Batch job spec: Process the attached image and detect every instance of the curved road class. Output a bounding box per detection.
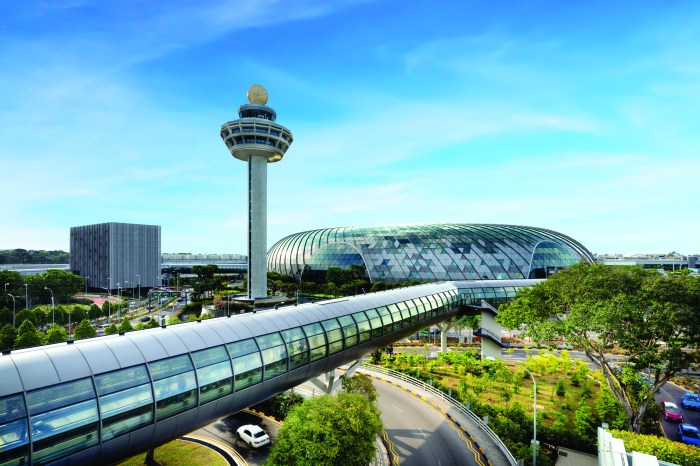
[373,378,488,466]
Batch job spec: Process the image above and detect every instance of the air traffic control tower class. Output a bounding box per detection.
[220,85,293,299]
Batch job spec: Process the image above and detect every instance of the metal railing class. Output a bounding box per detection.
[359,363,517,466]
[475,327,510,348]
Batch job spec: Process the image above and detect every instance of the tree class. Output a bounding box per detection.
[14,320,44,349]
[88,304,102,321]
[71,305,87,323]
[497,262,700,433]
[266,393,383,466]
[45,323,68,344]
[14,309,36,326]
[105,323,118,335]
[118,318,134,333]
[341,373,378,402]
[0,324,17,351]
[0,308,12,327]
[74,319,96,340]
[42,269,84,303]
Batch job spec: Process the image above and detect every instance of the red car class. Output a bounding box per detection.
[660,401,684,422]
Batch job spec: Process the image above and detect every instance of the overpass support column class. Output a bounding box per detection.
[308,358,364,394]
[480,308,504,360]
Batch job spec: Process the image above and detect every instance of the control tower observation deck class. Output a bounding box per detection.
[220,85,293,299]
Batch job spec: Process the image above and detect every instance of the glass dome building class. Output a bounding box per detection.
[268,224,594,283]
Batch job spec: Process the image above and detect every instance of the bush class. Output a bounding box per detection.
[555,379,566,397]
[610,429,700,465]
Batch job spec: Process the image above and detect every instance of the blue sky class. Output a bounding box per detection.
[1,0,699,256]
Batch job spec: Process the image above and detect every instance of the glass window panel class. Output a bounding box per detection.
[0,417,29,465]
[100,384,152,420]
[376,307,393,334]
[256,333,285,351]
[365,309,383,338]
[152,371,197,420]
[31,399,98,442]
[227,338,259,359]
[191,346,230,368]
[280,327,306,344]
[352,312,371,343]
[32,420,98,465]
[95,365,151,397]
[102,404,152,442]
[149,355,194,382]
[100,384,153,441]
[0,394,26,424]
[233,353,262,390]
[321,319,344,355]
[198,360,233,404]
[27,379,95,416]
[338,315,358,348]
[261,345,288,380]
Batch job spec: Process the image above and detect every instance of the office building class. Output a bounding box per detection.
[70,222,161,291]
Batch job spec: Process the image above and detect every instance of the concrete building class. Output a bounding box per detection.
[70,222,161,291]
[220,84,293,300]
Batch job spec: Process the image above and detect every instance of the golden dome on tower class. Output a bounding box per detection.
[247,84,269,105]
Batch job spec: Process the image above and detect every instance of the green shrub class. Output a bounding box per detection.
[610,430,700,465]
[555,379,566,396]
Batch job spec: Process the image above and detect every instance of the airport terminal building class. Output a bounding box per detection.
[268,223,595,283]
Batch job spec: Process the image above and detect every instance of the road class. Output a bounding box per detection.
[656,382,699,442]
[373,378,487,466]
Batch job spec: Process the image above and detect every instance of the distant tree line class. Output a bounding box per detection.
[0,249,69,264]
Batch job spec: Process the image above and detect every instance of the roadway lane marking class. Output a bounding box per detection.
[418,427,428,439]
[392,404,404,413]
[382,430,401,466]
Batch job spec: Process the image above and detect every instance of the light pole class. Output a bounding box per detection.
[117,284,122,322]
[136,274,140,299]
[4,282,8,292]
[84,276,89,295]
[103,288,111,323]
[24,283,28,310]
[8,294,16,328]
[44,287,55,325]
[523,367,537,466]
[176,273,179,292]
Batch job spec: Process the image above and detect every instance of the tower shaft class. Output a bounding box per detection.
[248,155,268,299]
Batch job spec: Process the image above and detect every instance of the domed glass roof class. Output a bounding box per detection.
[267,224,594,283]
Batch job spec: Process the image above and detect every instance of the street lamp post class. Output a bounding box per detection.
[523,367,537,466]
[8,294,16,328]
[44,287,55,325]
[24,283,28,310]
[117,284,121,322]
[84,276,89,295]
[136,275,140,299]
[103,288,111,323]
[4,283,8,293]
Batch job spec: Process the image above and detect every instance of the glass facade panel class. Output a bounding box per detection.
[281,327,309,370]
[303,323,327,362]
[149,355,197,420]
[28,379,98,466]
[365,309,383,338]
[192,345,233,404]
[352,312,371,343]
[257,333,288,380]
[337,315,358,348]
[376,306,393,334]
[387,304,405,330]
[321,319,344,355]
[228,338,263,390]
[96,366,153,441]
[0,394,29,466]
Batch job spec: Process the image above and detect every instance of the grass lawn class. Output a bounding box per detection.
[118,439,227,466]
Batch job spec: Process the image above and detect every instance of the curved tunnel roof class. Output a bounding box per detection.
[268,224,594,282]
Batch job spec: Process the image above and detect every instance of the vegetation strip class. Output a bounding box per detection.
[180,435,240,466]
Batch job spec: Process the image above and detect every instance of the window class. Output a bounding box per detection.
[227,339,263,390]
[256,333,288,380]
[365,309,383,339]
[337,315,358,348]
[321,319,344,355]
[302,323,327,362]
[352,312,371,343]
[388,304,405,330]
[412,298,427,321]
[281,327,309,370]
[27,378,99,465]
[95,365,153,441]
[0,393,29,466]
[376,307,393,334]
[149,355,197,420]
[192,346,233,405]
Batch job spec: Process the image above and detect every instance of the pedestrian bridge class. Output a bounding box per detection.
[0,280,536,465]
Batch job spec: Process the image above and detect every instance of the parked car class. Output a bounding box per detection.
[139,316,151,322]
[236,424,270,448]
[660,401,683,422]
[678,423,700,446]
[682,393,700,410]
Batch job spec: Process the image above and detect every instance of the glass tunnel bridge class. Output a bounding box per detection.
[0,280,534,466]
